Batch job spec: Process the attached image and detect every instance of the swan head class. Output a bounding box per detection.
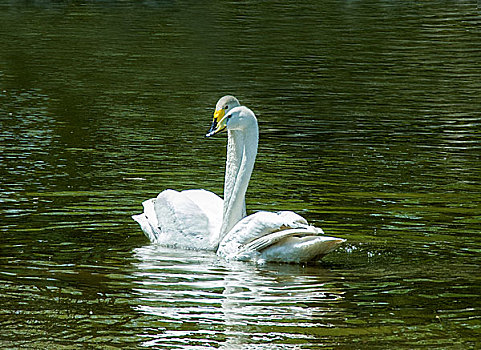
[206,95,241,137]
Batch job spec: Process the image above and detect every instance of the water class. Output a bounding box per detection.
[1,0,480,348]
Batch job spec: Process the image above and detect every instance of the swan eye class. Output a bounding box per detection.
[224,105,228,110]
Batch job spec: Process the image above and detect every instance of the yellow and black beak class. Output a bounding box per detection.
[206,108,228,137]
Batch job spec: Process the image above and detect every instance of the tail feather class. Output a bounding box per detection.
[132,213,158,243]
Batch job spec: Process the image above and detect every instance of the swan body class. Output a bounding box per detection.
[133,95,345,263]
[218,210,343,263]
[132,189,223,250]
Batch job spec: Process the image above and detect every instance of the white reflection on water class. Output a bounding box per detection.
[132,245,344,348]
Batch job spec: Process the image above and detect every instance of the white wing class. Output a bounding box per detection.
[132,189,223,251]
[217,211,345,263]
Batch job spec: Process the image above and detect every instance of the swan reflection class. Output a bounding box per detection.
[132,245,344,348]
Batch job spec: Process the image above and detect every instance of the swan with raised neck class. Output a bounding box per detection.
[206,95,259,244]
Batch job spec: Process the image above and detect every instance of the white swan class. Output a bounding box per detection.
[133,96,345,263]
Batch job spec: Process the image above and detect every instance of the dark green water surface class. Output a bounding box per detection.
[1,1,480,348]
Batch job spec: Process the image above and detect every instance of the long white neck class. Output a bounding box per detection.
[218,122,258,241]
